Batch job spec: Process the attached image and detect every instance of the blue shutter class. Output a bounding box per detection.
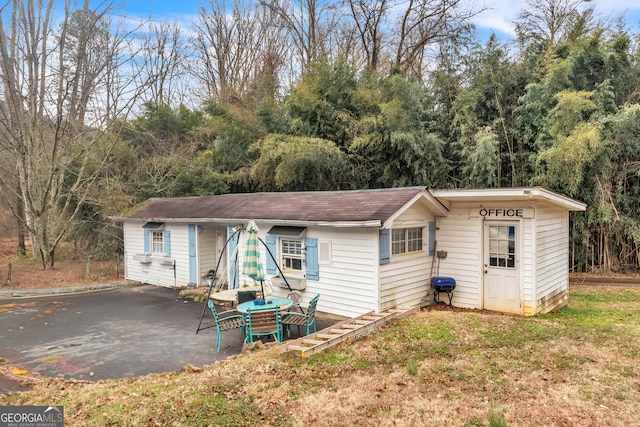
[163,230,171,257]
[379,229,391,265]
[188,225,197,283]
[428,221,436,256]
[305,238,319,281]
[265,235,277,274]
[144,229,150,253]
[228,225,239,288]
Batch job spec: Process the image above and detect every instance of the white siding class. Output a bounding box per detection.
[123,222,191,288]
[121,188,578,317]
[379,206,433,311]
[433,201,570,314]
[393,202,433,224]
[379,252,430,310]
[433,210,483,309]
[169,224,191,286]
[534,204,570,314]
[123,222,142,282]
[254,223,380,319]
[521,217,535,315]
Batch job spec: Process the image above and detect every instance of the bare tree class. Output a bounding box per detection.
[0,0,144,268]
[345,0,391,72]
[259,0,339,75]
[326,16,370,72]
[514,0,593,47]
[0,140,26,255]
[139,21,187,107]
[394,0,482,79]
[192,0,287,103]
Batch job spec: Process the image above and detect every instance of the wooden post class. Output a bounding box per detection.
[7,263,12,286]
[86,257,91,280]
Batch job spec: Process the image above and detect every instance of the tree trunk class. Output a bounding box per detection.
[15,196,26,256]
[0,0,145,270]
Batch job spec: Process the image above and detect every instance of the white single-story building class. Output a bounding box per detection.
[113,187,586,318]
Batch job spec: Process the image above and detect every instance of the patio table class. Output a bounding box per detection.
[236,296,293,314]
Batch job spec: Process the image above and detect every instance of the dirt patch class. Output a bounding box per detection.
[0,239,121,290]
[0,258,122,290]
[424,302,482,313]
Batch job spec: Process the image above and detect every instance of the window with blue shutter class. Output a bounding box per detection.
[305,238,319,281]
[142,222,165,255]
[379,229,391,264]
[264,228,319,279]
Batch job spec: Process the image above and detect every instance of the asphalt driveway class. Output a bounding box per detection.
[0,285,247,392]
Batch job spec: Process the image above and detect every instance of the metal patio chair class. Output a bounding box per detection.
[286,290,303,311]
[281,293,320,338]
[245,306,282,343]
[207,300,246,352]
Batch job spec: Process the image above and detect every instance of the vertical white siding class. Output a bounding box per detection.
[534,204,570,314]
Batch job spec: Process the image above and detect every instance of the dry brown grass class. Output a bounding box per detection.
[0,238,122,290]
[2,286,639,426]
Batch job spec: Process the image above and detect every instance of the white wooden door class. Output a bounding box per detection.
[483,221,521,314]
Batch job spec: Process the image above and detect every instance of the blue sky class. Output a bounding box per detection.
[116,0,640,40]
[116,0,203,20]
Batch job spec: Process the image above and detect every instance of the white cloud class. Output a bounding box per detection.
[474,0,521,37]
[472,0,640,38]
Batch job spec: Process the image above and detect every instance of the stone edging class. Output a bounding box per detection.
[0,281,140,298]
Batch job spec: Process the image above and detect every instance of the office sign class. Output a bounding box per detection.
[470,208,534,219]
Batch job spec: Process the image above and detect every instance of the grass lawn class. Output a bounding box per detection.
[2,285,639,426]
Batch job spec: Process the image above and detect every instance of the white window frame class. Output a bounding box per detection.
[151,230,165,255]
[488,224,516,269]
[392,227,424,255]
[281,238,303,273]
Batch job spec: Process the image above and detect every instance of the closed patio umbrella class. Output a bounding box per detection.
[242,220,266,301]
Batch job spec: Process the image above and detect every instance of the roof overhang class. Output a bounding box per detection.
[431,187,586,211]
[142,221,165,229]
[268,226,307,236]
[112,217,384,228]
[382,189,449,228]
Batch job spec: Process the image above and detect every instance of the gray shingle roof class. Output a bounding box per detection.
[120,187,435,225]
